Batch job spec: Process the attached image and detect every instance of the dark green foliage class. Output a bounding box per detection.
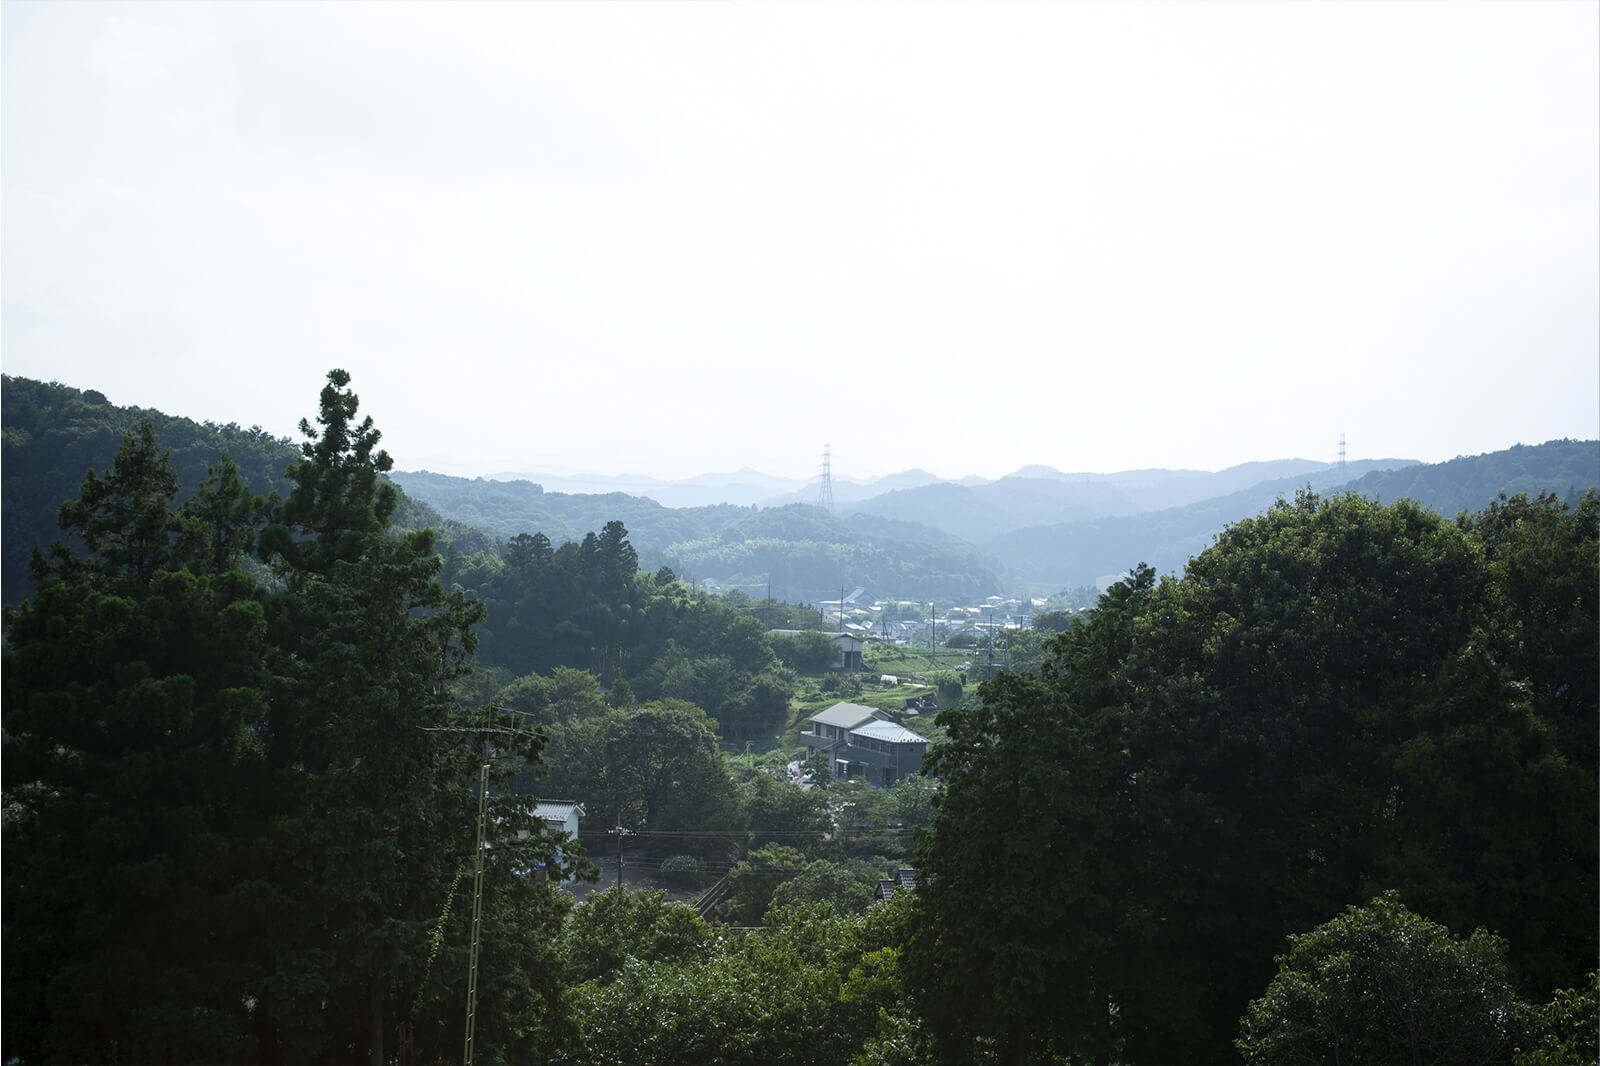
[4,431,273,1065]
[1237,893,1526,1066]
[1030,608,1078,633]
[726,844,811,924]
[928,671,964,707]
[769,860,876,915]
[910,491,1598,1064]
[3,376,296,604]
[3,372,579,1066]
[770,628,839,671]
[907,659,1134,1065]
[535,700,736,837]
[465,544,792,739]
[1514,972,1599,1066]
[561,887,716,985]
[498,666,610,728]
[2,374,491,606]
[1344,438,1600,517]
[734,769,833,853]
[887,774,938,830]
[557,894,918,1066]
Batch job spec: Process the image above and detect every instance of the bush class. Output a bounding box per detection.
[770,630,837,672]
[1514,972,1599,1066]
[1237,892,1527,1066]
[928,672,964,707]
[660,854,704,885]
[821,672,864,697]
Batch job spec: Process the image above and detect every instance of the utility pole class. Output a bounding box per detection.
[463,763,489,1066]
[612,817,630,891]
[986,606,996,681]
[416,725,541,1066]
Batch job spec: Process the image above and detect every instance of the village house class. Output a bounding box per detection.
[801,701,928,787]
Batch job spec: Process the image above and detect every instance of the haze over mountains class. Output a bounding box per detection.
[479,458,1381,512]
[6,375,1596,605]
[395,441,1599,594]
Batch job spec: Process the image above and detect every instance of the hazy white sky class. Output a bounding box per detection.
[4,1,1596,482]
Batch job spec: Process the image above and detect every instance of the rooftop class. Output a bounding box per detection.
[852,719,929,745]
[809,701,883,729]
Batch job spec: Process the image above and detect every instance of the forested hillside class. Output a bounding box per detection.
[4,372,573,1064]
[1339,438,1599,515]
[5,369,1594,1065]
[3,369,939,1064]
[2,376,492,605]
[391,468,1006,602]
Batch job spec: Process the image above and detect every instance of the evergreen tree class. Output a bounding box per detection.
[254,370,564,1066]
[4,375,580,1066]
[3,428,273,1064]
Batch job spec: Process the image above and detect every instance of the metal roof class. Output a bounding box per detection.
[533,800,584,822]
[809,701,882,729]
[852,719,929,745]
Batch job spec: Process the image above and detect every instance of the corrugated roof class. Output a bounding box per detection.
[533,800,584,822]
[809,701,882,729]
[852,720,929,745]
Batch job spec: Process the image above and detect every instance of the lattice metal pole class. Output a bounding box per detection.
[463,763,489,1066]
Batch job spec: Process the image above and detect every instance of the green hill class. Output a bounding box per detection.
[1,376,492,605]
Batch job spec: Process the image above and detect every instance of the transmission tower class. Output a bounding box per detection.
[818,444,834,511]
[1338,432,1347,475]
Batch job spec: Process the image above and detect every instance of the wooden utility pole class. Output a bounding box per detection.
[463,763,489,1066]
[613,817,630,890]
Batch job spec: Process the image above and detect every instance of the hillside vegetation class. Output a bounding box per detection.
[2,376,494,605]
[4,369,1593,1065]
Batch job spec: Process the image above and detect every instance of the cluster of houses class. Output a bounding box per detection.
[820,595,1039,649]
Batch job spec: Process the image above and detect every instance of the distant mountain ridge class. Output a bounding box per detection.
[397,443,1595,594]
[474,458,1376,514]
[481,467,952,509]
[983,441,1599,588]
[5,374,1593,604]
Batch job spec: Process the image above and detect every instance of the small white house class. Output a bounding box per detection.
[532,799,584,837]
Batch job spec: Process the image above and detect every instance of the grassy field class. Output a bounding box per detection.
[863,641,976,678]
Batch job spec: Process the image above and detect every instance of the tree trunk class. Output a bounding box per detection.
[369,977,384,1066]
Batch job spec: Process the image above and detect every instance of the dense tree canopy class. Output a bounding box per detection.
[908,490,1598,1064]
[1236,893,1526,1066]
[7,372,1595,1066]
[3,373,580,1066]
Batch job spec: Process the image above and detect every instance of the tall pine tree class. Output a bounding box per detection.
[255,370,566,1066]
[3,424,273,1064]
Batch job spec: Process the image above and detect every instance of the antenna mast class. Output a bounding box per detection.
[1338,432,1347,475]
[819,444,835,511]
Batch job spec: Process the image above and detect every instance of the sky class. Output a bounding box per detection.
[3,1,1596,483]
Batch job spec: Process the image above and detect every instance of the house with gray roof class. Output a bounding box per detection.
[800,701,928,787]
[875,868,918,903]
